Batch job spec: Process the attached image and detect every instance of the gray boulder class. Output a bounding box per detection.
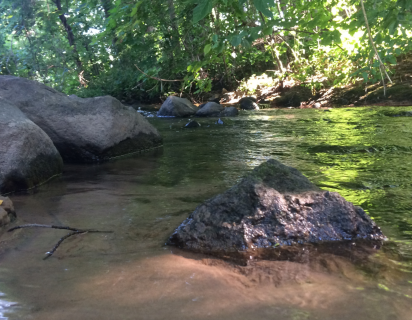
[219,106,239,117]
[0,76,162,163]
[240,98,259,110]
[0,99,63,195]
[168,159,385,255]
[195,102,224,117]
[157,96,197,117]
[0,196,16,226]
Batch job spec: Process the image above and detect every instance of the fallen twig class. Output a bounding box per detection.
[8,224,113,260]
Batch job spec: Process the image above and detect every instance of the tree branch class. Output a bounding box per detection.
[8,224,113,259]
[360,0,392,96]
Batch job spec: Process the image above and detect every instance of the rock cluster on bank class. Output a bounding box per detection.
[157,96,239,118]
[0,75,163,195]
[0,76,162,163]
[168,159,385,255]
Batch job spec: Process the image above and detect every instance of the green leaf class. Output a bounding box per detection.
[387,55,397,64]
[230,34,242,47]
[241,38,251,48]
[247,27,261,42]
[253,0,273,18]
[262,25,273,36]
[130,1,143,17]
[230,31,246,47]
[204,44,211,54]
[215,41,225,53]
[320,29,341,46]
[193,0,214,23]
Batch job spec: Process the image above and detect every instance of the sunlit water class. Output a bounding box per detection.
[1,107,412,319]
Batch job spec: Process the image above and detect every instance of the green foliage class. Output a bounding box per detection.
[0,0,411,100]
[193,0,214,23]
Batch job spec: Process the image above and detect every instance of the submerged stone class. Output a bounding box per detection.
[184,120,201,128]
[392,111,412,117]
[168,159,385,256]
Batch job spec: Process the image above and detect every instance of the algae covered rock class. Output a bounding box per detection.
[168,159,385,255]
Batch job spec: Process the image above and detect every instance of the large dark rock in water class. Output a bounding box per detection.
[168,159,385,255]
[0,76,162,163]
[157,96,198,117]
[0,99,63,195]
[219,106,239,117]
[195,102,224,117]
[239,97,259,110]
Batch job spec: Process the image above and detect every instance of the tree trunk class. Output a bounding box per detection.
[100,0,118,46]
[52,0,82,70]
[167,0,181,55]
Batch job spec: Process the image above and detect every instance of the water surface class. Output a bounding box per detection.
[1,107,412,319]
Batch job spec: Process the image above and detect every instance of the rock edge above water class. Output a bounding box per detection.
[0,75,162,163]
[168,159,385,256]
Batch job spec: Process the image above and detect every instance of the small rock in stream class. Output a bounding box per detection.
[0,196,16,227]
[184,120,201,128]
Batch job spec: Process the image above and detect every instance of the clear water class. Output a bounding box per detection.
[1,107,412,320]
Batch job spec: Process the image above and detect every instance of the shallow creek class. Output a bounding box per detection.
[1,107,412,320]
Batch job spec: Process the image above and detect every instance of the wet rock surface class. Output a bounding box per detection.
[195,102,224,117]
[168,159,385,256]
[0,196,16,226]
[219,106,239,117]
[0,76,162,163]
[240,97,259,110]
[157,96,198,117]
[0,98,63,194]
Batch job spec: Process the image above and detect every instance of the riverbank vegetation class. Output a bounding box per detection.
[0,0,411,104]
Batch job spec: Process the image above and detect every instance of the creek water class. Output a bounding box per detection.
[1,107,412,320]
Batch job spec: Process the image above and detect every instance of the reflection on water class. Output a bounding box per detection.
[1,107,412,319]
[0,292,18,319]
